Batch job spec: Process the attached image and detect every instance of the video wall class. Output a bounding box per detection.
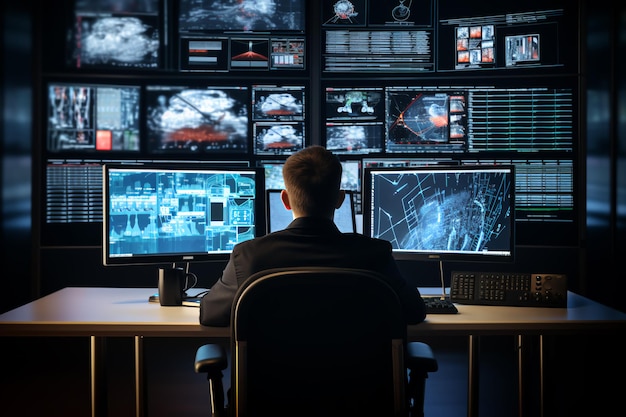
[38,0,582,252]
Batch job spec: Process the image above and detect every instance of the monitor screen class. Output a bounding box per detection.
[258,159,361,194]
[145,85,249,154]
[178,0,306,33]
[324,86,385,154]
[103,164,263,265]
[363,164,515,262]
[436,0,576,73]
[68,0,162,69]
[252,84,307,155]
[47,82,141,152]
[266,189,356,233]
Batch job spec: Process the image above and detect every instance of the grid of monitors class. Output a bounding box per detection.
[363,164,515,262]
[45,82,312,157]
[178,0,307,72]
[321,0,576,74]
[67,0,162,70]
[323,83,575,155]
[47,83,141,152]
[40,0,582,254]
[103,164,263,265]
[145,85,249,154]
[59,0,576,75]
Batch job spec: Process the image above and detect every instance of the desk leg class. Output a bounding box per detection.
[539,334,544,417]
[135,335,144,417]
[517,334,544,417]
[517,335,524,417]
[468,335,479,417]
[90,336,107,417]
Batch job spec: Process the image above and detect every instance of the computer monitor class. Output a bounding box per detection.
[67,0,162,70]
[47,82,141,152]
[265,189,357,233]
[363,164,515,262]
[103,163,263,266]
[178,0,306,33]
[145,85,249,154]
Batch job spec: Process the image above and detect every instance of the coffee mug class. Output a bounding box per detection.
[158,267,190,306]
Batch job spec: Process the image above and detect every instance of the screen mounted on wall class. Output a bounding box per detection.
[47,82,141,152]
[324,86,385,155]
[67,0,162,69]
[252,84,306,156]
[145,85,249,155]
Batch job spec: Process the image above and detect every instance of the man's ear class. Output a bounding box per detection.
[335,190,346,209]
[280,189,292,210]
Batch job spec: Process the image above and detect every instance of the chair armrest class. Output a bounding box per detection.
[194,344,228,375]
[406,341,438,373]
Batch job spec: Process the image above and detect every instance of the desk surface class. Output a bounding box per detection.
[1,287,625,338]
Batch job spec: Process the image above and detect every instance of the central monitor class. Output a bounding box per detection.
[265,189,356,233]
[103,164,263,266]
[363,164,515,262]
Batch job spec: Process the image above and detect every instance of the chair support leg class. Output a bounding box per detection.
[408,370,428,417]
[207,372,225,417]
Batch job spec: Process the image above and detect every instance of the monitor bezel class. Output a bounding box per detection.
[362,164,515,263]
[102,163,264,266]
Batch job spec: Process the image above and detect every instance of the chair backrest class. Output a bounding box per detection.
[230,266,409,417]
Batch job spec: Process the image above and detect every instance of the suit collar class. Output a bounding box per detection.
[287,217,341,233]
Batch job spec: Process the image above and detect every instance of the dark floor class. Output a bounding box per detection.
[1,334,623,417]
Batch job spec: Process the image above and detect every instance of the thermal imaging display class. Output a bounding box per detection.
[68,0,161,69]
[145,85,249,154]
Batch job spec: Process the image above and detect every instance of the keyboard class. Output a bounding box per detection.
[422,296,459,314]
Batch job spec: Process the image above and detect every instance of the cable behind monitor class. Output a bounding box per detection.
[439,261,446,300]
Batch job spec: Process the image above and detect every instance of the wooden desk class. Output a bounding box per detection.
[1,287,625,417]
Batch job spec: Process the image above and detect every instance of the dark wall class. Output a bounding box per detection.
[583,2,626,312]
[1,2,34,313]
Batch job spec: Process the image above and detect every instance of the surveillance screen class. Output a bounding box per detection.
[145,86,249,154]
[365,166,514,258]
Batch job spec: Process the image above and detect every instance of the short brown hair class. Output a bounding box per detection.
[282,146,342,217]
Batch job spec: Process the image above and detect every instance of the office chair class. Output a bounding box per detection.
[194,267,438,417]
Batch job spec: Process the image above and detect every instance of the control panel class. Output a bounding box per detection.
[450,271,567,307]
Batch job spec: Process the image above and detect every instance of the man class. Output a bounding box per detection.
[200,145,426,326]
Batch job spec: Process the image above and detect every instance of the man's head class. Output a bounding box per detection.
[281,145,344,219]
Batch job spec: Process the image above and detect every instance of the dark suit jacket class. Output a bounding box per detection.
[199,217,426,326]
